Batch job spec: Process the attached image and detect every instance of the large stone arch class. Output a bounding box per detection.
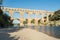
[13,19,20,27]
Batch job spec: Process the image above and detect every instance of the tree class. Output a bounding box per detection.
[0,7,13,28]
[0,0,3,4]
[54,10,60,20]
[49,9,60,21]
[31,19,35,24]
[23,19,28,25]
[49,9,60,26]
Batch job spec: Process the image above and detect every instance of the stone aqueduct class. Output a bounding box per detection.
[1,6,54,28]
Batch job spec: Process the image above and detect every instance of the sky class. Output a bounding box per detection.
[2,0,60,23]
[2,0,60,11]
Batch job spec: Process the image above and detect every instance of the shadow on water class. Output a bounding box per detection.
[39,25,60,39]
[49,25,60,39]
[0,26,24,40]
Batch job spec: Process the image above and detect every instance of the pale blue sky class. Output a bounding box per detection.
[2,0,60,11]
[2,0,60,23]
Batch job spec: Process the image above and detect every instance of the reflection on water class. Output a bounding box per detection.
[49,26,60,38]
[24,25,60,38]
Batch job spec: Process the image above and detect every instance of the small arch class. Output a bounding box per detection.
[30,13,36,19]
[23,12,28,19]
[13,12,21,18]
[44,13,47,17]
[38,13,42,19]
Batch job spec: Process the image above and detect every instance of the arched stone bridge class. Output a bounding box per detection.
[1,6,54,29]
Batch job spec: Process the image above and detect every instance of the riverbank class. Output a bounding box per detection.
[9,28,60,40]
[0,28,60,40]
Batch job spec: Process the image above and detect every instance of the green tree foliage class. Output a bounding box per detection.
[48,9,60,26]
[31,19,35,24]
[54,10,60,20]
[0,7,13,28]
[38,19,41,24]
[0,0,2,4]
[49,9,60,21]
[23,19,28,25]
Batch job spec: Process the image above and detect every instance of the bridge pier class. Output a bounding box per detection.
[19,12,24,27]
[35,12,39,31]
[28,12,32,28]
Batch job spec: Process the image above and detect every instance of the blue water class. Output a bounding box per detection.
[49,26,60,38]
